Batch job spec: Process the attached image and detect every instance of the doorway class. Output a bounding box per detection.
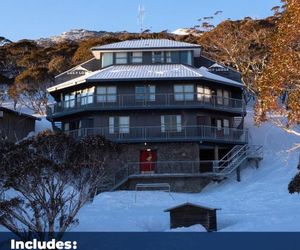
[140,149,157,173]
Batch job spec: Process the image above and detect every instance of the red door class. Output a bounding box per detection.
[140,149,157,173]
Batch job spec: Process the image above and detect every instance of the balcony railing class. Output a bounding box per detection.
[47,93,245,117]
[65,125,248,144]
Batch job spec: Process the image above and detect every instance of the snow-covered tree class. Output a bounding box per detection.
[0,132,119,240]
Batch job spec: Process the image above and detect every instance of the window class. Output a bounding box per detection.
[97,86,117,103]
[115,52,128,64]
[80,87,95,105]
[102,53,113,67]
[64,122,70,132]
[174,85,194,101]
[135,85,156,101]
[223,119,230,135]
[152,51,164,63]
[109,116,130,134]
[197,86,211,102]
[161,115,182,132]
[131,52,143,63]
[181,51,192,65]
[217,89,230,105]
[217,119,222,131]
[166,51,180,63]
[63,92,76,109]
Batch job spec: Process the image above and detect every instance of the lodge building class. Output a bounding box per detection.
[46,39,260,192]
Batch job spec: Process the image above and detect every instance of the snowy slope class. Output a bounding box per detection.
[75,110,300,232]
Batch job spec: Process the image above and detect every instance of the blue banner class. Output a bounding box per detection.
[0,232,298,250]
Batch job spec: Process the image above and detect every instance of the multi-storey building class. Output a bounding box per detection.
[47,39,260,191]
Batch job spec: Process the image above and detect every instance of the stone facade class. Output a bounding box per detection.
[117,142,200,163]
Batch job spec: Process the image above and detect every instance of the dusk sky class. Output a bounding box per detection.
[1,0,282,41]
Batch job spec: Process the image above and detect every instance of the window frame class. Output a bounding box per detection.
[109,116,130,134]
[161,115,182,133]
[96,86,117,103]
[174,84,194,101]
[115,52,128,64]
[135,85,156,101]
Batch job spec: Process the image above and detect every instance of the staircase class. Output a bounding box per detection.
[110,144,263,191]
[212,144,263,180]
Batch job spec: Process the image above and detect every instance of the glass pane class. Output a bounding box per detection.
[109,117,115,134]
[97,87,105,94]
[184,85,194,92]
[175,93,184,101]
[107,87,116,94]
[102,53,113,67]
[174,85,183,92]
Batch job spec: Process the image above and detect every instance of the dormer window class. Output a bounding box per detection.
[115,52,128,64]
[166,51,180,63]
[131,52,143,64]
[152,51,164,64]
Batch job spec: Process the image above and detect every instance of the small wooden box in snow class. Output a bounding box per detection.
[164,202,220,232]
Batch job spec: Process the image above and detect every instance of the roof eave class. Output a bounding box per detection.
[91,46,201,51]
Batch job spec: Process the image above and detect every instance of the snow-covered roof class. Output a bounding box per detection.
[209,63,225,68]
[91,39,201,51]
[48,64,243,92]
[164,202,221,212]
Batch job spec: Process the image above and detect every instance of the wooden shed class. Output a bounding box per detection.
[164,202,220,232]
[0,107,40,142]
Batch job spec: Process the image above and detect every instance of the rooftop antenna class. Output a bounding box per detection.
[137,4,145,34]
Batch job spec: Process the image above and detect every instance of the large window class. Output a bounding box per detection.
[152,51,164,63]
[174,85,194,101]
[64,87,94,108]
[181,51,192,65]
[197,86,211,102]
[80,87,95,105]
[102,53,113,67]
[63,92,76,108]
[97,86,117,103]
[109,116,130,134]
[131,52,143,63]
[161,115,182,132]
[115,52,128,64]
[135,85,156,101]
[166,51,180,63]
[217,89,230,105]
[223,119,230,135]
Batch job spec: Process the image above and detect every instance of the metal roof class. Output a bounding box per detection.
[87,64,243,87]
[48,64,243,92]
[91,39,201,51]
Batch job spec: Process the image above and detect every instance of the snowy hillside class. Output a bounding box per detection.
[75,110,300,232]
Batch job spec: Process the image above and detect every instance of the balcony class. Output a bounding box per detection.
[65,125,248,144]
[47,93,245,118]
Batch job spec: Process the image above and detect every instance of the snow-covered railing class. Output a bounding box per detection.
[47,93,245,117]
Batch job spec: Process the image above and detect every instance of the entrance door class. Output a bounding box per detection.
[140,149,157,173]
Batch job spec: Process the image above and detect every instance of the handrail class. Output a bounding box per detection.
[47,92,245,116]
[64,125,248,143]
[111,144,263,190]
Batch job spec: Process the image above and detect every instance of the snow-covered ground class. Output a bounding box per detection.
[75,110,300,232]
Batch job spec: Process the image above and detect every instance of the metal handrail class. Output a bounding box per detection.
[47,92,245,116]
[111,144,263,189]
[65,125,248,143]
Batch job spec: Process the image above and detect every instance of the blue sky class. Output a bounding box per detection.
[1,0,281,41]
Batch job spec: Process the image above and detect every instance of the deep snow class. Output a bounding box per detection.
[74,110,300,232]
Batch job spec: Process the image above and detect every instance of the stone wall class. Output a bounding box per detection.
[118,142,200,163]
